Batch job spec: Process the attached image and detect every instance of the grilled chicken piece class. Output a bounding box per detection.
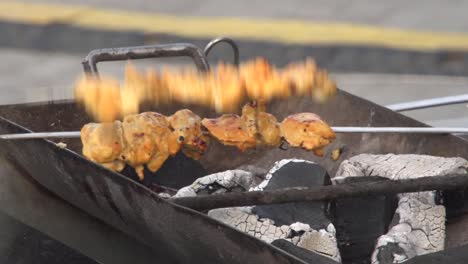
[240,102,281,147]
[81,121,126,172]
[202,113,256,152]
[202,103,281,151]
[280,113,336,156]
[168,109,209,160]
[121,112,180,180]
[257,112,281,147]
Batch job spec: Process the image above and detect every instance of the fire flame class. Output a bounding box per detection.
[74,57,337,122]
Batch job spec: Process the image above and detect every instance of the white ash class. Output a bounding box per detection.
[173,170,256,198]
[175,159,341,262]
[371,197,446,263]
[336,154,468,264]
[208,207,341,262]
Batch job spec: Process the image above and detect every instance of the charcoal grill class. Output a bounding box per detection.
[1,37,468,264]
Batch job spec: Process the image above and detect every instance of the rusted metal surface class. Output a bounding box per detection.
[82,43,210,75]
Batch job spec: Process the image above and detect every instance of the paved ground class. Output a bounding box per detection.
[18,0,468,32]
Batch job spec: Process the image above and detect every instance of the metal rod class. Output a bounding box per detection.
[0,132,81,140]
[169,173,468,211]
[204,37,240,66]
[2,127,468,140]
[331,127,468,134]
[386,94,468,112]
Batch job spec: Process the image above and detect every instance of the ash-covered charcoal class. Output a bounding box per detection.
[173,170,256,198]
[208,159,341,262]
[336,154,468,264]
[399,243,468,264]
[372,197,446,264]
[331,176,398,264]
[208,207,341,261]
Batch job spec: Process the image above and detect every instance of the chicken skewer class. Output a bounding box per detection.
[75,104,334,179]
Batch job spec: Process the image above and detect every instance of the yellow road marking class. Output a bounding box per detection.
[2,1,468,51]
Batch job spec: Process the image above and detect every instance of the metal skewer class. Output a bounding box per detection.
[386,94,468,112]
[2,127,468,140]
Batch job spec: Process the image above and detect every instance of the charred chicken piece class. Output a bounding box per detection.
[280,113,336,156]
[81,121,126,172]
[121,112,180,180]
[168,109,209,160]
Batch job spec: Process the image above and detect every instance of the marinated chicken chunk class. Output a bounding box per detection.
[81,121,126,171]
[257,112,281,147]
[280,113,336,156]
[202,103,282,151]
[240,102,281,147]
[121,112,180,180]
[168,109,209,160]
[202,114,256,152]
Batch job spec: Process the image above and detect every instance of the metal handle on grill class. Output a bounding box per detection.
[204,37,240,66]
[82,43,210,75]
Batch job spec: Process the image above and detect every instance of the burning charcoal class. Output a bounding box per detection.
[208,159,341,262]
[174,170,256,198]
[122,152,207,190]
[331,176,398,264]
[336,154,468,264]
[251,159,332,229]
[272,239,339,264]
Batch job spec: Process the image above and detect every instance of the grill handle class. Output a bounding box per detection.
[82,43,210,75]
[204,37,240,67]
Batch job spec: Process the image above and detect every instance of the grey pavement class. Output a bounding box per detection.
[21,0,468,32]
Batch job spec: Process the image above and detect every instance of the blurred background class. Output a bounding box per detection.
[1,1,468,263]
[1,0,468,126]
